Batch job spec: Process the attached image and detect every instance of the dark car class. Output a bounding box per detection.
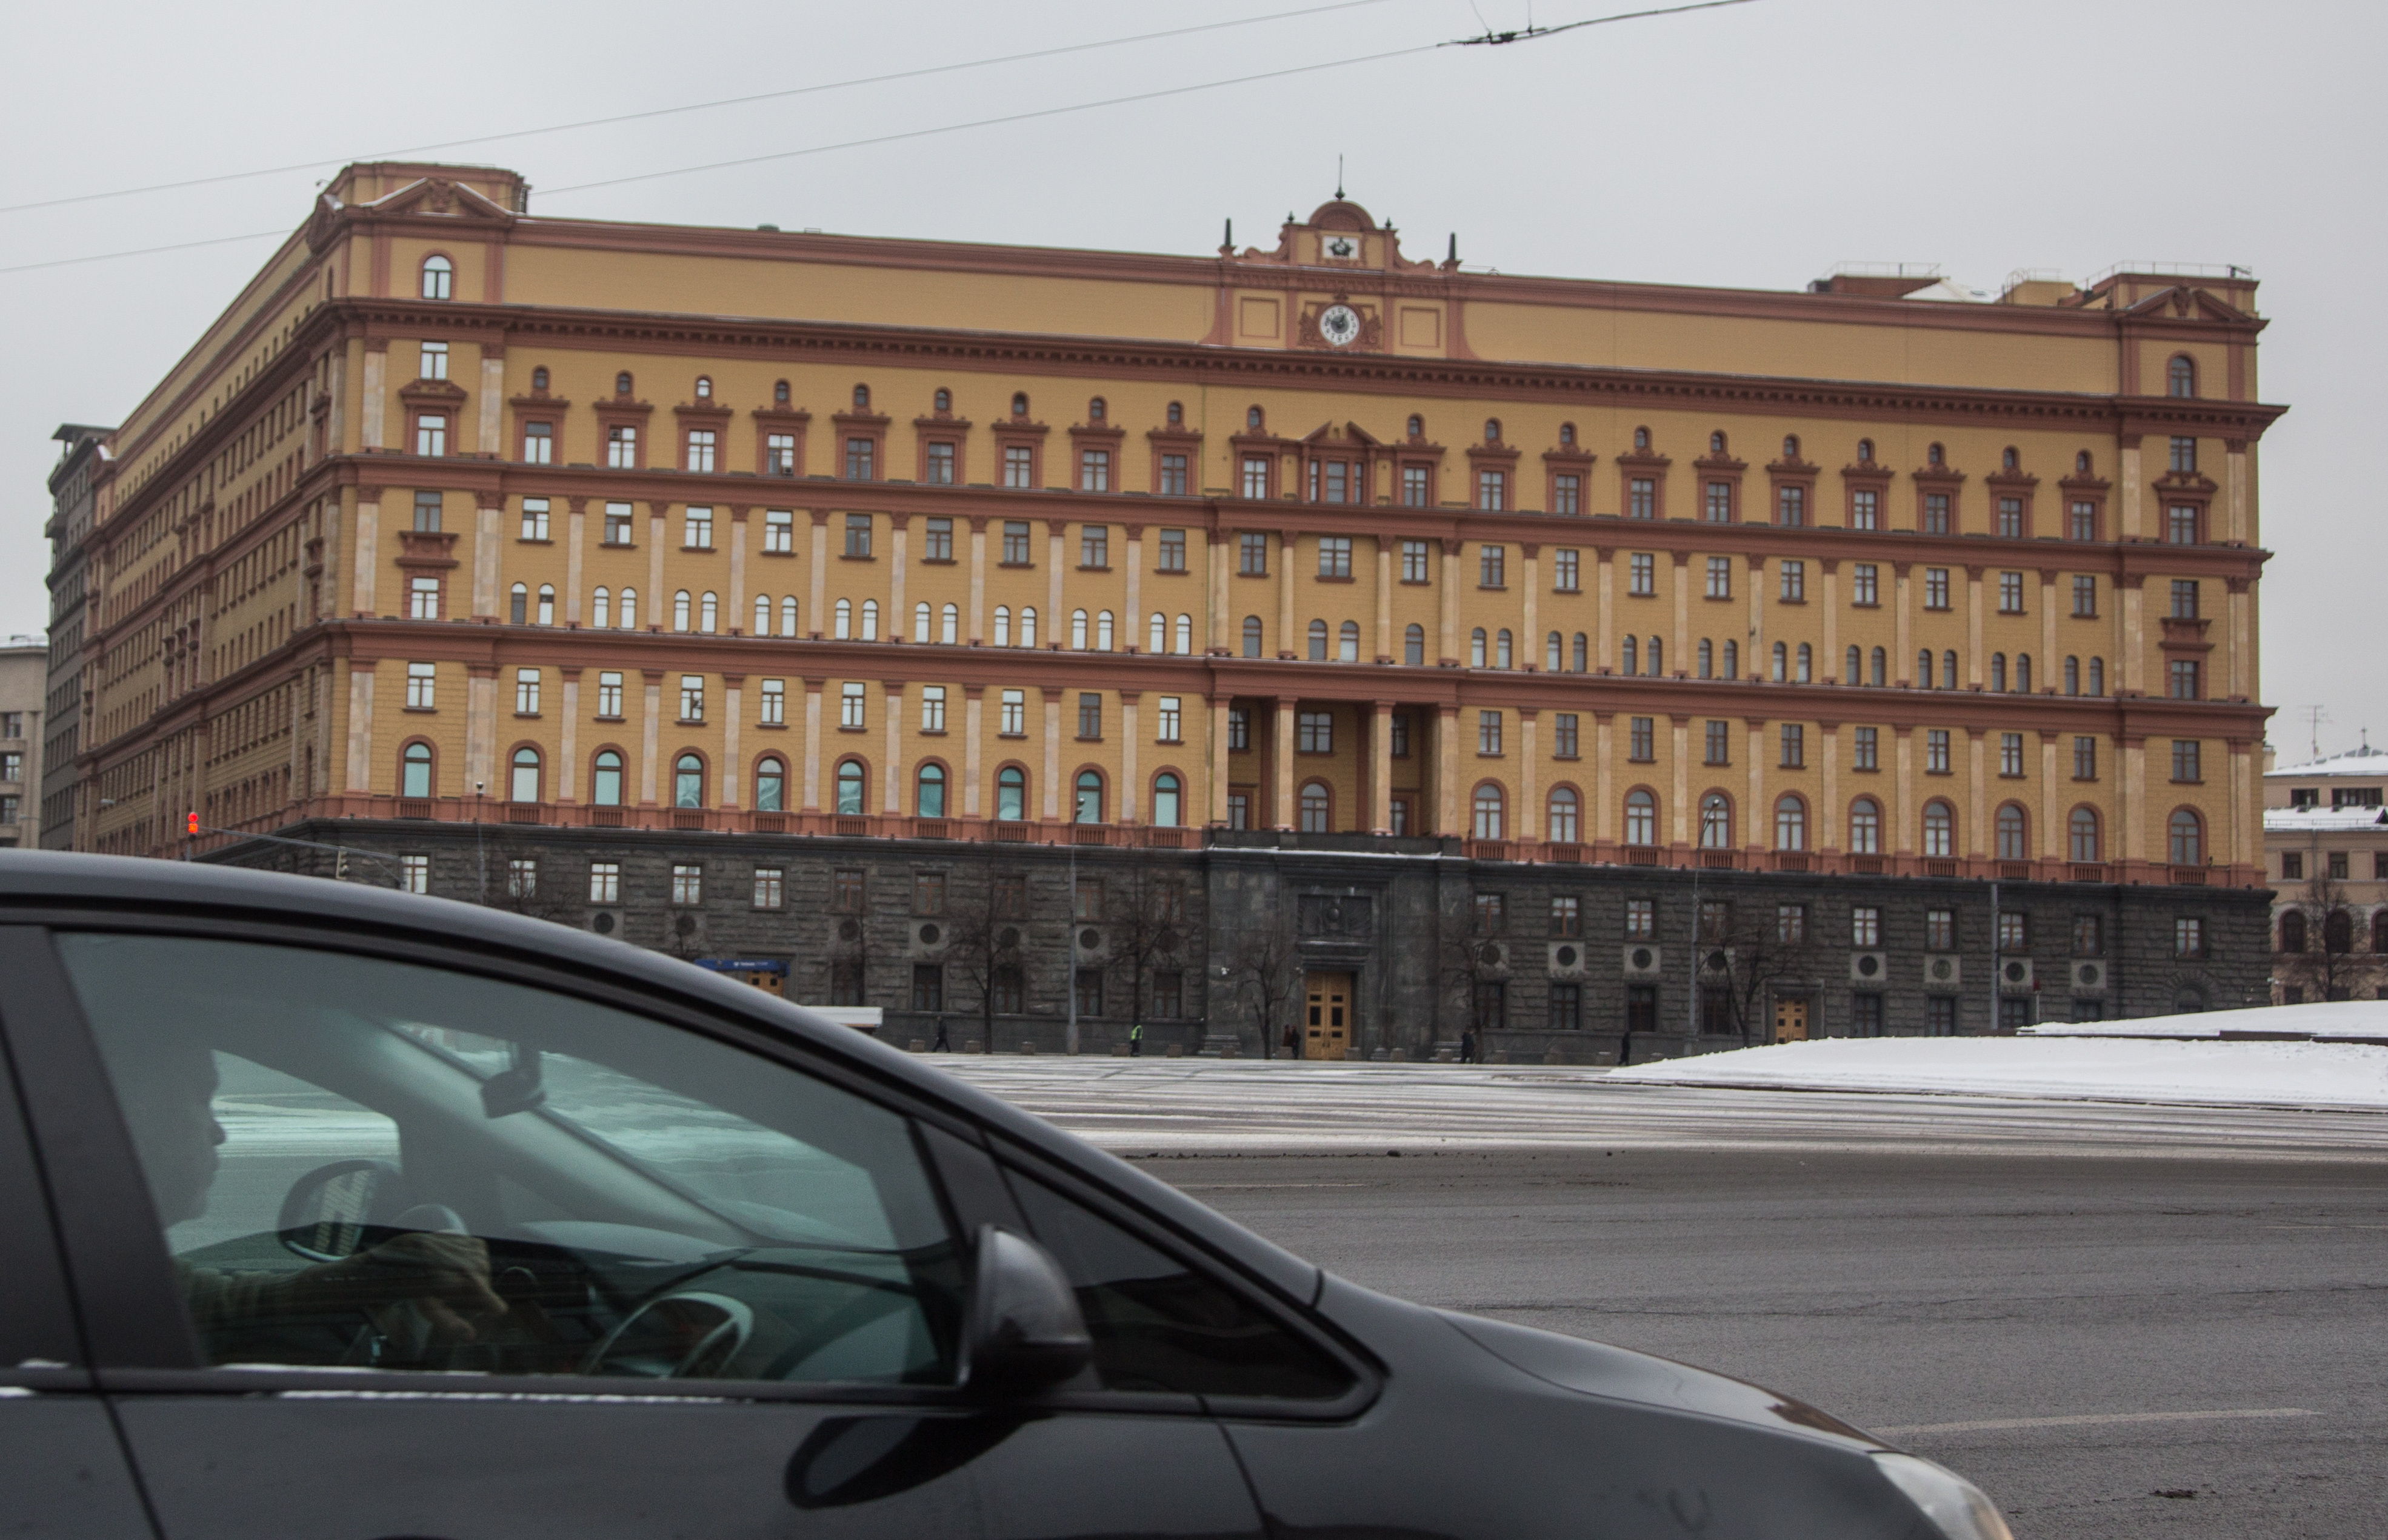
[0,851,2009,1540]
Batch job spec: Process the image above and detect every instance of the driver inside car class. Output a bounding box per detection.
[115,1032,508,1354]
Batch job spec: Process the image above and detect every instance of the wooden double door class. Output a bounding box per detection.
[1304,973,1355,1059]
[1772,997,1810,1042]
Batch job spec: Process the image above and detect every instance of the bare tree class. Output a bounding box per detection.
[1222,924,1302,1059]
[944,861,1022,1053]
[1107,865,1189,1035]
[479,838,583,928]
[2276,868,2363,1002]
[1698,896,1821,1044]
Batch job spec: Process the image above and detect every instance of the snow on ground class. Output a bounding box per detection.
[1607,1035,2388,1110]
[2019,999,2388,1041]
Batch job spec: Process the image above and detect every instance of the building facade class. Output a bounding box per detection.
[44,423,111,849]
[0,636,45,848]
[2263,742,2388,1002]
[52,162,2284,1055]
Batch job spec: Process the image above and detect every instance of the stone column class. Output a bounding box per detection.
[887,514,909,640]
[1966,727,1986,859]
[2038,569,2059,684]
[1819,720,1840,850]
[350,498,379,617]
[558,669,581,804]
[1041,688,1063,821]
[1438,540,1462,665]
[1276,535,1297,658]
[565,498,586,624]
[2039,732,2061,859]
[967,517,989,644]
[728,507,749,632]
[720,676,743,807]
[477,347,504,453]
[2120,439,2144,540]
[802,679,824,811]
[2227,444,2250,544]
[881,682,905,815]
[1669,717,1690,846]
[1596,547,1614,670]
[344,662,376,792]
[638,672,662,805]
[1374,538,1393,661]
[1964,567,1984,687]
[1593,713,1615,843]
[2228,576,2252,699]
[1370,699,1394,833]
[1820,559,1840,678]
[1123,527,1143,651]
[1519,708,1540,840]
[465,665,498,796]
[1893,563,1912,684]
[2121,736,2147,864]
[2121,576,2146,695]
[1745,718,1765,853]
[1436,703,1460,835]
[1273,696,1296,829]
[359,342,387,451]
[1045,521,1067,638]
[1209,695,1232,824]
[472,493,502,619]
[807,512,830,636]
[1520,545,1540,667]
[1893,726,1914,855]
[1208,532,1230,654]
[1678,552,1696,675]
[1119,692,1141,824]
[963,685,984,816]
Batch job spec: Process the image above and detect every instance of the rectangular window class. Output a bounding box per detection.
[1623,899,1655,939]
[1698,901,1732,942]
[1003,445,1034,489]
[1553,713,1579,759]
[987,874,1027,920]
[912,441,950,487]
[2172,739,2202,782]
[1150,970,1184,1019]
[920,687,946,733]
[1553,548,1580,592]
[2175,917,2204,958]
[1156,528,1187,572]
[1851,995,1884,1035]
[1779,723,1804,768]
[1704,482,1732,522]
[1852,563,1878,606]
[415,340,449,381]
[2000,732,2024,777]
[1472,893,1505,935]
[2167,505,2201,545]
[1390,712,1410,758]
[1553,473,1581,516]
[1159,455,1189,497]
[514,668,541,716]
[412,489,443,532]
[1925,728,1951,775]
[1851,487,1879,530]
[1073,878,1104,922]
[0,753,16,781]
[913,872,947,916]
[1313,460,1353,504]
[2169,659,2201,700]
[759,678,785,725]
[1227,793,1250,830]
[753,868,785,910]
[1080,525,1109,568]
[1996,496,2024,539]
[765,433,797,476]
[602,502,633,545]
[1402,465,1430,507]
[1996,912,2029,953]
[1926,908,1955,951]
[1239,532,1269,576]
[841,682,866,730]
[1703,720,1730,765]
[683,506,714,549]
[605,424,638,468]
[1073,969,1104,1019]
[2169,435,2198,474]
[399,855,430,895]
[2170,579,2200,619]
[678,675,705,722]
[1924,568,1950,610]
[1629,477,1655,519]
[2281,850,2305,879]
[1319,536,1353,579]
[844,437,875,481]
[1479,545,1506,588]
[1629,553,1655,596]
[2072,915,2103,956]
[1998,572,2024,613]
[1629,716,1655,762]
[1156,696,1182,743]
[2073,736,2098,781]
[1241,456,1271,500]
[1926,997,1957,1035]
[1476,470,1506,511]
[1078,693,1102,740]
[587,862,619,904]
[1547,983,1581,1032]
[685,430,717,473]
[999,689,1024,736]
[1478,710,1503,756]
[1779,560,1806,602]
[1228,707,1250,752]
[521,423,553,464]
[1922,492,1952,535]
[518,498,550,541]
[919,518,952,562]
[833,868,865,913]
[2072,575,2097,617]
[2069,500,2098,542]
[2332,852,2350,880]
[1078,450,1110,492]
[1401,539,1431,582]
[1704,556,1731,599]
[1854,725,1879,772]
[405,661,436,710]
[596,671,623,718]
[1550,895,1582,938]
[670,864,703,906]
[1851,906,1881,947]
[1001,521,1032,565]
[1777,904,1807,944]
[842,513,873,559]
[1776,484,1806,527]
[1293,710,1333,755]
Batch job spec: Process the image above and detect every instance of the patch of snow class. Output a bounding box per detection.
[1606,1036,2388,1110]
[2022,1000,2388,1041]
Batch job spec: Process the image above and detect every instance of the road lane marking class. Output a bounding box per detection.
[1875,1407,2316,1437]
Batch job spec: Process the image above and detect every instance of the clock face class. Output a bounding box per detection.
[1318,304,1362,347]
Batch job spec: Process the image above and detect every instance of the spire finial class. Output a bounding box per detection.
[1336,154,1344,199]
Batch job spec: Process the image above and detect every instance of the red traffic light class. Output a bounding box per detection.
[186,812,199,836]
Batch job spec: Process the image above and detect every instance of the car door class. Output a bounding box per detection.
[3,918,1264,1540]
[0,931,156,1540]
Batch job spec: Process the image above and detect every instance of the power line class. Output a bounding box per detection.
[0,0,1403,220]
[1454,0,1755,44]
[1,0,1763,276]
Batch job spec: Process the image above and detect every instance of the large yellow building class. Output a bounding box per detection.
[50,161,2284,1053]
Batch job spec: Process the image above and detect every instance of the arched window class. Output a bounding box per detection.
[694,375,713,399]
[1547,786,1579,844]
[1783,434,1799,460]
[1300,781,1332,833]
[1996,804,2028,861]
[699,592,718,634]
[1771,641,1787,682]
[591,750,624,807]
[1472,784,1505,841]
[1699,793,1732,849]
[1484,418,1501,442]
[420,255,452,299]
[1572,633,1587,672]
[1633,426,1650,452]
[1152,773,1182,828]
[1621,636,1638,676]
[618,587,637,629]
[2076,450,2094,474]
[1942,650,1958,690]
[2001,446,2018,472]
[2064,656,2080,695]
[2168,355,2196,398]
[1927,442,1946,467]
[1012,392,1030,418]
[509,746,541,804]
[1916,649,1935,688]
[1246,405,1264,430]
[754,757,785,813]
[1406,414,1424,438]
[915,601,932,643]
[1922,800,1955,858]
[2168,808,2204,866]
[673,753,705,809]
[1311,619,1331,661]
[1167,401,1184,427]
[1990,653,2007,692]
[1150,613,1167,653]
[1469,628,1487,668]
[1405,623,1426,667]
[400,741,433,798]
[1709,430,1727,455]
[1244,616,1264,658]
[1699,639,1714,678]
[1547,632,1564,672]
[2280,910,2307,954]
[2089,658,2104,695]
[615,371,634,396]
[2325,910,2353,955]
[1796,642,1812,683]
[2372,911,2388,955]
[852,383,871,410]
[1087,396,1106,422]
[861,599,879,641]
[1722,639,1738,678]
[775,379,791,405]
[673,590,692,632]
[1774,794,1806,852]
[533,584,553,625]
[1857,438,1875,462]
[1845,645,1861,685]
[532,367,550,392]
[1870,647,1886,687]
[1096,610,1114,651]
[1074,770,1105,825]
[754,594,771,635]
[1849,796,1881,855]
[1495,628,1513,669]
[2069,807,2101,862]
[993,605,1012,647]
[1073,609,1090,650]
[1624,790,1657,846]
[1019,605,1036,648]
[933,388,951,413]
[916,762,947,818]
[1559,422,1577,447]
[510,582,529,625]
[1175,613,1192,654]
[1339,619,1360,663]
[996,766,1027,822]
[1647,637,1663,676]
[2015,653,2032,693]
[835,759,867,816]
[834,598,852,639]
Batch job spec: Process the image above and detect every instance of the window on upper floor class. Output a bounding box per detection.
[420,255,452,299]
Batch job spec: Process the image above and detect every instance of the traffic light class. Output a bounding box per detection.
[187,811,199,836]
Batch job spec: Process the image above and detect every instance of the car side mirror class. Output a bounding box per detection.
[961,1225,1092,1397]
[276,1158,405,1262]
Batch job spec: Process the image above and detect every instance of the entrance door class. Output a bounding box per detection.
[1773,998,1810,1042]
[1303,974,1353,1060]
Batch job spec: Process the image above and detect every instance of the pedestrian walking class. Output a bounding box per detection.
[1129,1022,1144,1056]
[1282,1023,1299,1058]
[932,1017,951,1053]
[1459,1028,1477,1064]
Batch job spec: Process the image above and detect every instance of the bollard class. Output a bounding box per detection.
[908,1039,927,1053]
[1112,1042,1132,1056]
[1164,1042,1184,1057]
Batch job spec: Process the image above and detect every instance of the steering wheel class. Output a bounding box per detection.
[581,1290,757,1379]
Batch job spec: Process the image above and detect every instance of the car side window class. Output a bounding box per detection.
[57,932,964,1386]
[1005,1169,1353,1401]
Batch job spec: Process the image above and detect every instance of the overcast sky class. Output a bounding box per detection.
[4,0,2378,759]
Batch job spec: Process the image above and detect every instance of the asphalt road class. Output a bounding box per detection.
[1133,1142,2387,1540]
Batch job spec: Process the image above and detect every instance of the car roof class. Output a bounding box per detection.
[0,850,1318,1303]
